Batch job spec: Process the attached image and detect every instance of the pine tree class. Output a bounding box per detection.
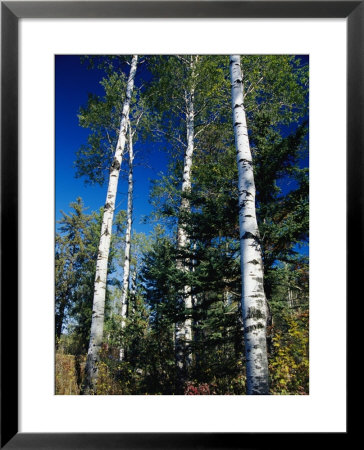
[55,198,92,345]
[56,54,309,395]
[147,55,230,388]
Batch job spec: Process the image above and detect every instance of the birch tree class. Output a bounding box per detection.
[230,55,269,395]
[56,54,308,395]
[183,55,308,393]
[82,55,138,395]
[119,119,135,361]
[147,55,229,387]
[173,55,198,380]
[146,55,307,393]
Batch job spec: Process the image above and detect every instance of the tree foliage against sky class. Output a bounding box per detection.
[55,54,309,396]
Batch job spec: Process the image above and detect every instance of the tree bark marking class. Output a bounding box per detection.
[82,55,138,394]
[230,55,269,395]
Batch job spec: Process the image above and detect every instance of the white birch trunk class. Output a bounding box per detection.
[130,269,137,298]
[230,55,269,395]
[175,77,195,383]
[82,55,138,394]
[119,119,134,361]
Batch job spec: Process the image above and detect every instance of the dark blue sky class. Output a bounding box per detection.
[55,55,168,234]
[55,55,308,256]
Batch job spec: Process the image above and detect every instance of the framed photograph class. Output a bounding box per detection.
[1,1,357,447]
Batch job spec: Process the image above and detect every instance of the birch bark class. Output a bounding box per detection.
[119,119,134,361]
[175,56,197,384]
[229,55,269,395]
[82,55,138,394]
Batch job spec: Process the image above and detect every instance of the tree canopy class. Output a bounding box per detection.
[56,54,309,396]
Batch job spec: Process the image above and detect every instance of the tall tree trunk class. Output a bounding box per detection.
[175,60,196,388]
[130,268,137,297]
[175,56,195,385]
[82,55,138,394]
[229,55,269,395]
[119,119,134,361]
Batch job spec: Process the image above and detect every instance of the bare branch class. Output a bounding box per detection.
[152,128,187,149]
[244,76,264,99]
[176,55,190,65]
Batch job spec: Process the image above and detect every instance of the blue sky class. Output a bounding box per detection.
[55,55,308,256]
[55,55,168,234]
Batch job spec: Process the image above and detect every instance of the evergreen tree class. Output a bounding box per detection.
[147,55,230,386]
[55,198,92,345]
[146,55,308,394]
[55,199,125,353]
[56,54,309,395]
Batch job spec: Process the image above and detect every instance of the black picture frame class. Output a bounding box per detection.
[1,1,357,448]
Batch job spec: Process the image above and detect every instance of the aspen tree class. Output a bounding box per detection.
[82,55,138,394]
[174,55,198,381]
[230,55,269,395]
[119,119,135,361]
